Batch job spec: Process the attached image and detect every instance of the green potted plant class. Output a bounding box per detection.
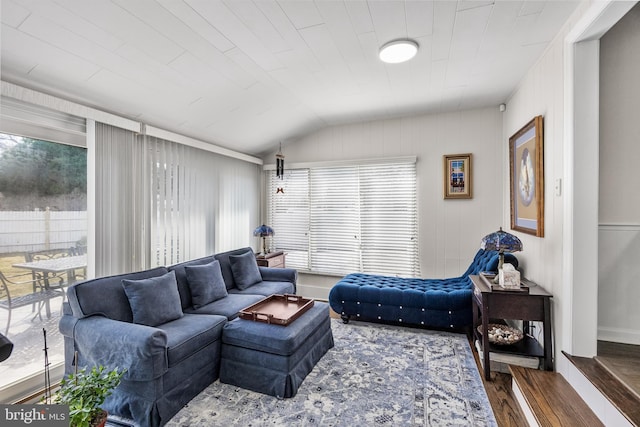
[54,365,125,427]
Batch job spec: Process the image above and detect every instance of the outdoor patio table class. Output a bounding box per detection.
[12,255,87,317]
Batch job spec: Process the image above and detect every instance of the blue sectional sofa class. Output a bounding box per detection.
[59,247,297,427]
[328,249,517,329]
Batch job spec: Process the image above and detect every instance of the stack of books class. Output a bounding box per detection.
[475,340,540,374]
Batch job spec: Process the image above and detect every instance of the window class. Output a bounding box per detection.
[0,133,87,401]
[267,160,418,277]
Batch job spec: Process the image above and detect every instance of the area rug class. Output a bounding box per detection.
[165,319,496,426]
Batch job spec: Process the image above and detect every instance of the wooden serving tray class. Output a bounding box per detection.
[238,294,314,326]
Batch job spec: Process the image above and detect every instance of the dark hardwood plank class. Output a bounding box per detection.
[510,365,604,427]
[565,350,640,425]
[468,337,526,426]
[597,340,640,399]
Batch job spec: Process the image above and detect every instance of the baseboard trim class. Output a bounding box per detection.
[598,327,640,345]
[511,378,539,427]
[296,284,330,300]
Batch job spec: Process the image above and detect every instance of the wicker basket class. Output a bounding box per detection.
[478,323,524,345]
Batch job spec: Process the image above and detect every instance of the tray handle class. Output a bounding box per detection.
[251,311,274,324]
[285,294,301,303]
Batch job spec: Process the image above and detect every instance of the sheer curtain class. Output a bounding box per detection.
[95,123,260,275]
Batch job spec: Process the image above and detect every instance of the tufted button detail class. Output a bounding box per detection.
[421,321,424,325]
[378,316,381,320]
[399,306,403,309]
[448,310,452,314]
[399,319,402,322]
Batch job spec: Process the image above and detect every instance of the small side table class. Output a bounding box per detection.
[256,251,286,268]
[470,274,553,381]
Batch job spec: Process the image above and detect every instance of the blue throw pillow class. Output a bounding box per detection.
[229,250,262,290]
[122,270,183,326]
[185,260,228,309]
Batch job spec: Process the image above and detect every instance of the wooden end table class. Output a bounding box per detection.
[256,251,286,268]
[470,274,553,380]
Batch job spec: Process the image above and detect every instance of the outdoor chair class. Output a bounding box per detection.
[0,270,65,335]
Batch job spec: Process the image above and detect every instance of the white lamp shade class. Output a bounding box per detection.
[379,40,418,64]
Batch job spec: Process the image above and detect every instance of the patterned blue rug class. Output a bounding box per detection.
[166,319,496,426]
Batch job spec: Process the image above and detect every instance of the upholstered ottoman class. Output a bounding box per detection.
[219,301,334,398]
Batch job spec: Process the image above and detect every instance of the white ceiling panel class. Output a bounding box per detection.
[368,0,407,44]
[32,0,123,51]
[0,0,581,155]
[431,1,457,62]
[406,0,434,39]
[53,0,185,64]
[344,0,374,35]
[157,0,235,53]
[185,0,282,72]
[1,0,29,28]
[449,4,493,61]
[223,0,289,54]
[278,0,323,30]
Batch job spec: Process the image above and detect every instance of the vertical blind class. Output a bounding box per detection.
[267,160,418,277]
[95,124,260,275]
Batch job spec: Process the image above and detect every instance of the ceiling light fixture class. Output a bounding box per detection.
[379,39,418,64]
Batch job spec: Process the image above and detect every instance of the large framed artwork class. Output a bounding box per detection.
[443,153,472,199]
[509,116,544,237]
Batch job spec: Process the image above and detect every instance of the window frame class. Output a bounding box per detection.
[266,157,418,277]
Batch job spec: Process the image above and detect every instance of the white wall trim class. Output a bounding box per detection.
[86,119,96,279]
[599,223,640,231]
[512,379,540,427]
[1,81,140,132]
[144,125,262,165]
[561,0,637,360]
[1,81,263,165]
[263,156,417,170]
[598,326,640,345]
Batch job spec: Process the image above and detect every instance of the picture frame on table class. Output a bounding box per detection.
[443,153,472,199]
[509,115,544,237]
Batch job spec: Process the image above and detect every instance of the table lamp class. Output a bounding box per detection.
[253,224,274,255]
[480,227,523,283]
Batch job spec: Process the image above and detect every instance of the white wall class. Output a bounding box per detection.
[263,107,504,299]
[598,3,640,345]
[503,1,595,360]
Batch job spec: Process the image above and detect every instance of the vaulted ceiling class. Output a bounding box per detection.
[0,0,580,156]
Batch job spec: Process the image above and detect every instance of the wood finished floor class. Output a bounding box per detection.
[467,337,526,426]
[596,340,640,399]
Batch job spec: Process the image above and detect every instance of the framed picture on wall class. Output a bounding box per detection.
[443,153,472,199]
[509,115,544,237]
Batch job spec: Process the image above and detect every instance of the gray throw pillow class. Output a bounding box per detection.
[229,250,262,290]
[122,270,183,326]
[185,260,228,309]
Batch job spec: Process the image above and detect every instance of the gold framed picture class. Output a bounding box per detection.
[509,115,544,237]
[443,153,472,199]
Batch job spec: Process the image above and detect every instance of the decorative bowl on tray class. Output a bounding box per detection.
[477,323,524,345]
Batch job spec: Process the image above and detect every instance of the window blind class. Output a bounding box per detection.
[267,169,310,269]
[267,160,418,276]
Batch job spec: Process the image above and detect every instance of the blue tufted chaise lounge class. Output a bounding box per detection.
[328,249,517,329]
